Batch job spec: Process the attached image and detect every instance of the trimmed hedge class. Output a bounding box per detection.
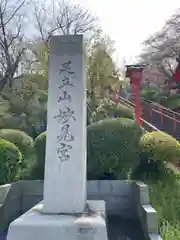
[29,118,142,180]
[0,138,22,184]
[87,118,143,179]
[0,129,33,157]
[140,131,180,164]
[161,94,180,109]
[140,89,157,101]
[133,131,180,179]
[29,131,47,180]
[95,99,134,121]
[108,103,134,119]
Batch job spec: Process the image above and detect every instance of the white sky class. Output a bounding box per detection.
[70,0,180,66]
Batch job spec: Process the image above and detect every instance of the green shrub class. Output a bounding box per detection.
[162,94,180,109]
[147,172,180,239]
[0,138,22,184]
[140,131,180,163]
[108,103,134,119]
[140,89,157,101]
[0,129,33,157]
[87,118,143,179]
[95,99,134,121]
[134,131,180,179]
[28,117,142,180]
[160,221,180,240]
[29,131,47,180]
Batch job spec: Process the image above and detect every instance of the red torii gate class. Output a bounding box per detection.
[124,58,180,128]
[125,64,146,126]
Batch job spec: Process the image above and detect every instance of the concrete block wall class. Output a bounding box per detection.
[20,180,136,217]
[0,180,135,231]
[19,180,43,214]
[0,180,162,239]
[133,182,162,240]
[88,180,136,217]
[0,183,21,232]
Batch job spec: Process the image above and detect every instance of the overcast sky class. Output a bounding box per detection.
[69,0,180,66]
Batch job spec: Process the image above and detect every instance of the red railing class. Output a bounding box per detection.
[118,95,180,140]
[127,96,180,126]
[140,97,180,122]
[118,96,160,132]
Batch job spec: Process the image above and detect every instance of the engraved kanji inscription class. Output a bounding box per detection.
[54,59,77,163]
[59,61,75,75]
[57,124,75,142]
[58,61,76,89]
[57,143,72,162]
[58,76,75,89]
[53,107,76,124]
[58,91,71,102]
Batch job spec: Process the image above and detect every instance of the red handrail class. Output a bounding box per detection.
[118,96,160,131]
[118,95,180,126]
[140,97,180,120]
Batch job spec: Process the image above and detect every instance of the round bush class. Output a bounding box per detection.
[29,131,47,180]
[108,103,134,119]
[87,118,143,179]
[0,129,33,157]
[134,131,180,179]
[140,89,157,101]
[162,94,180,109]
[0,138,22,184]
[95,99,134,121]
[140,131,180,164]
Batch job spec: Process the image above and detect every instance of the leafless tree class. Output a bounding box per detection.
[140,9,180,81]
[0,0,27,91]
[31,0,98,45]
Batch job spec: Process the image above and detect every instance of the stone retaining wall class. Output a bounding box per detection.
[0,180,162,239]
[20,180,136,217]
[0,180,134,231]
[133,182,162,240]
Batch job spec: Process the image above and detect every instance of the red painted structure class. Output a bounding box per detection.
[125,64,146,126]
[172,57,180,92]
[114,91,118,104]
[173,57,180,82]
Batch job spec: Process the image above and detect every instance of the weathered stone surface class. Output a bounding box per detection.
[7,201,107,240]
[43,35,86,214]
[141,205,158,234]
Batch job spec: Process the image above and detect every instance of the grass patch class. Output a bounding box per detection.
[143,170,180,239]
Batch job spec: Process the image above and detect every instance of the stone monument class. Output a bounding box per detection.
[6,35,108,240]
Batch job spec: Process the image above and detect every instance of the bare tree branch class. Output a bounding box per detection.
[32,0,98,44]
[0,0,25,27]
[140,9,180,84]
[0,0,26,91]
[56,1,97,35]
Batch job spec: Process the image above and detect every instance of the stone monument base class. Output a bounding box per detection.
[7,200,108,240]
